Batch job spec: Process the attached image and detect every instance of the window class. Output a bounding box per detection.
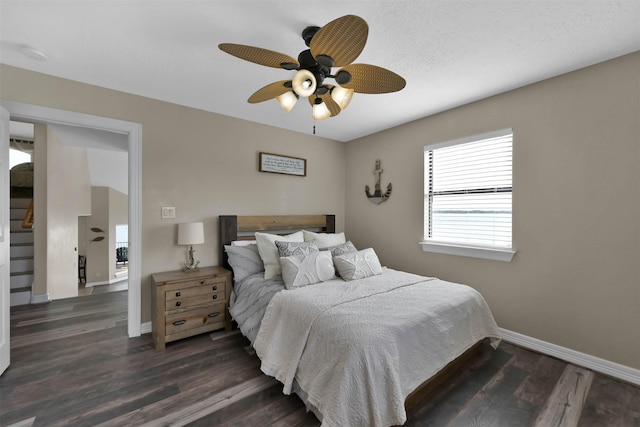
[421,128,515,261]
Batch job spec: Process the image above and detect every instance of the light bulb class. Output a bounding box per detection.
[312,100,331,121]
[276,91,298,112]
[331,86,354,110]
[292,69,317,97]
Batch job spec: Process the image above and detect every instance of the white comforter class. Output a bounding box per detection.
[254,269,501,427]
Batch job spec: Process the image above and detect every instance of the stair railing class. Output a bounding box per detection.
[22,199,34,229]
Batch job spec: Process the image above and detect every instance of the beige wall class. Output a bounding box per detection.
[45,126,92,299]
[86,186,110,284]
[345,52,640,369]
[0,64,347,323]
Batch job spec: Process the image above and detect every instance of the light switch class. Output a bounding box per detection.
[161,206,176,219]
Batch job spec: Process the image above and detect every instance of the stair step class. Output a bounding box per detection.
[10,273,33,288]
[10,290,32,307]
[10,198,32,208]
[10,258,34,272]
[10,286,31,294]
[10,208,28,220]
[10,243,34,258]
[10,220,32,232]
[10,232,33,244]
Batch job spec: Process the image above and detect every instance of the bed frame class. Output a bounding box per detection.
[219,214,335,270]
[217,214,484,418]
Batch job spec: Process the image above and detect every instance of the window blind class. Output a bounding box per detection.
[424,129,513,248]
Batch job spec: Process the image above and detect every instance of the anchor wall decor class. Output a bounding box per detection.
[365,159,392,204]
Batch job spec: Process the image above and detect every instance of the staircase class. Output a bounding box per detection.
[9,198,34,306]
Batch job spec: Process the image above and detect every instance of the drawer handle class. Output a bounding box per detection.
[175,301,182,307]
[175,292,181,297]
[212,285,218,291]
[200,280,205,285]
[212,295,217,300]
[208,313,220,318]
[172,320,186,326]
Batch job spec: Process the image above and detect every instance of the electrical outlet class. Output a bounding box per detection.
[161,206,176,219]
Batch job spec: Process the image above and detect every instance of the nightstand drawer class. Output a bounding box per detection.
[164,278,225,302]
[165,304,226,336]
[164,286,225,311]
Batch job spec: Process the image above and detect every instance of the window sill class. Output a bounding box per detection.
[419,241,516,262]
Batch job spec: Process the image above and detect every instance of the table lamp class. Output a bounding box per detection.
[178,222,204,272]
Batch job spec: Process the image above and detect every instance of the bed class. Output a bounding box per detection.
[219,214,501,427]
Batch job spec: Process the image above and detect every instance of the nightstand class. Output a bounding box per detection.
[151,266,231,351]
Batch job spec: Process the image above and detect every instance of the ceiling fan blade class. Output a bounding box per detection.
[310,15,368,67]
[219,43,299,69]
[248,80,292,103]
[339,64,406,94]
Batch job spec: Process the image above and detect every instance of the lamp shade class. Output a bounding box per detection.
[178,222,204,245]
[312,100,331,121]
[276,91,298,112]
[292,69,317,97]
[331,86,354,110]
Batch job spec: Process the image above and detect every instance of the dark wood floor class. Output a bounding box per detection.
[1,291,639,427]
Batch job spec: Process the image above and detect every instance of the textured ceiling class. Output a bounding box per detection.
[1,1,639,142]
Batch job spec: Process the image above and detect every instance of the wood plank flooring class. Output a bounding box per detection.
[1,290,639,426]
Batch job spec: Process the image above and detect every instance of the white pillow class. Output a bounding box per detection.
[302,230,346,249]
[231,240,257,246]
[255,231,304,279]
[333,248,383,281]
[280,251,335,289]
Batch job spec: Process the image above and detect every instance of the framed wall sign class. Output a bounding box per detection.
[259,152,307,177]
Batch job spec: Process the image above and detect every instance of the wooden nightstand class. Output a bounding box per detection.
[151,266,231,351]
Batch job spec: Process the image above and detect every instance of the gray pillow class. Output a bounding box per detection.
[224,244,264,281]
[275,240,319,257]
[321,241,358,257]
[333,248,383,281]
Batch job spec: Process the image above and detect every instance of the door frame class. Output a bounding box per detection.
[1,100,142,338]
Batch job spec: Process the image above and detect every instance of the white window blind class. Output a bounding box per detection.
[424,129,513,249]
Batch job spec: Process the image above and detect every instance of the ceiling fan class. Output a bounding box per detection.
[218,15,406,122]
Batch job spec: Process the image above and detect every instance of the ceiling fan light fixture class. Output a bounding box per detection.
[292,69,317,97]
[276,91,298,112]
[312,99,331,121]
[331,86,354,110]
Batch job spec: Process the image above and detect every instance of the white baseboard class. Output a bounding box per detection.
[86,276,128,287]
[140,322,152,335]
[30,293,51,304]
[499,328,640,386]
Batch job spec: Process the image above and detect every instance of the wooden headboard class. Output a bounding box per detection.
[219,215,336,270]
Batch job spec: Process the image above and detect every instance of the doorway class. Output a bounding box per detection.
[1,100,142,338]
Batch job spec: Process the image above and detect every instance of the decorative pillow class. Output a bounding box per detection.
[255,231,304,279]
[275,240,319,257]
[333,248,383,281]
[322,241,358,257]
[224,244,264,281]
[302,230,346,249]
[280,251,335,289]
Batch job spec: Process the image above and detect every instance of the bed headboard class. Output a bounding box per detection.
[219,214,336,270]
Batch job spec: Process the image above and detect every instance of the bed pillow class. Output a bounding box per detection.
[224,244,264,281]
[231,240,257,246]
[302,230,346,249]
[333,248,383,281]
[321,241,358,257]
[275,240,319,257]
[280,251,335,289]
[255,231,304,279]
